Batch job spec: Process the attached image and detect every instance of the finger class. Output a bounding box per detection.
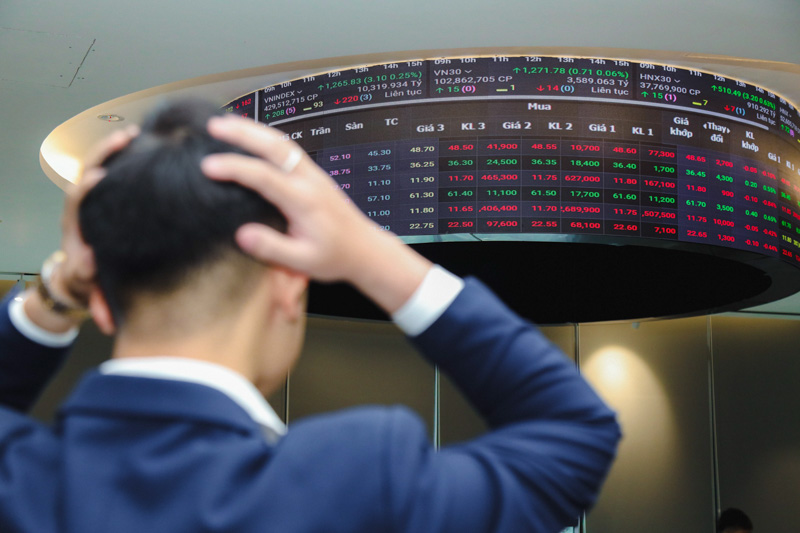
[207,116,314,175]
[76,168,107,195]
[279,147,304,174]
[64,126,137,237]
[61,246,98,302]
[236,223,310,271]
[81,125,139,175]
[62,168,107,227]
[201,153,299,206]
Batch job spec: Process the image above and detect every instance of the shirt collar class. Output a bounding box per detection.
[99,357,287,443]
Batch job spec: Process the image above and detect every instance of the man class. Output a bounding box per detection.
[717,508,753,533]
[0,100,620,532]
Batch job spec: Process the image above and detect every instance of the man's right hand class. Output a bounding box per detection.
[202,115,432,315]
[22,126,138,334]
[57,126,139,307]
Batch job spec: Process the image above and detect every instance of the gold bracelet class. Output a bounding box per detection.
[37,251,90,320]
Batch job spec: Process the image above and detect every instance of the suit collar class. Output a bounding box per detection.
[60,371,282,443]
[99,357,286,442]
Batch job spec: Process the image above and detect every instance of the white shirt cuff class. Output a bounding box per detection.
[392,265,464,336]
[8,292,80,348]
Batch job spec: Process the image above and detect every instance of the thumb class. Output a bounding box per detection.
[236,224,309,272]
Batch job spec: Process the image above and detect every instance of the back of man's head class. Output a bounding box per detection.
[717,507,753,533]
[80,99,286,327]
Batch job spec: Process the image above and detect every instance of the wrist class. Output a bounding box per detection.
[33,251,91,328]
[348,230,433,314]
[22,288,85,334]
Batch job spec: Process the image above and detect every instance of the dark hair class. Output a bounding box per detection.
[80,99,286,323]
[717,508,753,532]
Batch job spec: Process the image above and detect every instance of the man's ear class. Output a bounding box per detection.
[270,267,309,322]
[88,286,116,335]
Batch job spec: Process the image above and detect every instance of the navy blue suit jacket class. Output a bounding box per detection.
[0,279,620,532]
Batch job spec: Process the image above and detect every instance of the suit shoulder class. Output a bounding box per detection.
[285,405,427,448]
[275,405,430,477]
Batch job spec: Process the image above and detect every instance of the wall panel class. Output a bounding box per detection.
[711,316,800,532]
[580,317,715,533]
[288,317,435,431]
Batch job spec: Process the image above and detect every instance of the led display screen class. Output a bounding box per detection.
[224,56,800,321]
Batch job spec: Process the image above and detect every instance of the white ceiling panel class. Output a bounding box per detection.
[0,27,93,87]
